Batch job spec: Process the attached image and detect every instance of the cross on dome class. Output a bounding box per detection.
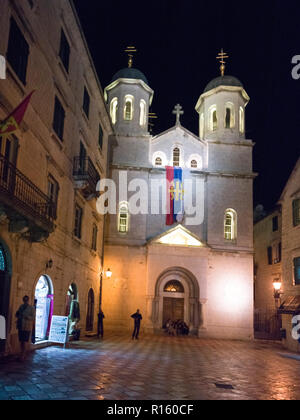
[216,48,229,77]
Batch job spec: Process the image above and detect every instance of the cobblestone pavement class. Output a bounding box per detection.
[0,334,300,400]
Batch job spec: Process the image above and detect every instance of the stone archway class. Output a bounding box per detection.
[34,275,54,342]
[152,267,200,335]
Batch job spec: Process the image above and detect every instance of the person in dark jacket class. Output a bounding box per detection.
[131,309,142,340]
[16,296,35,361]
[97,309,105,339]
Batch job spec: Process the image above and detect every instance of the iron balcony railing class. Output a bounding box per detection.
[0,154,55,230]
[73,156,100,194]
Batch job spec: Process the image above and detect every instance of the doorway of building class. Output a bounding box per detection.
[162,280,185,327]
[0,241,11,353]
[86,288,95,332]
[34,275,54,342]
[163,297,184,327]
[65,283,80,335]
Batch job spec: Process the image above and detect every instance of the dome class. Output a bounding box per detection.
[204,75,243,93]
[111,67,149,85]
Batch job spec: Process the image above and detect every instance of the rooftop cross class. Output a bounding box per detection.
[216,49,229,77]
[173,104,184,126]
[125,46,137,68]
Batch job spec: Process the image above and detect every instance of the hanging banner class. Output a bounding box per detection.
[49,315,69,345]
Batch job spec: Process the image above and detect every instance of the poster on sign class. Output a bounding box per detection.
[49,316,69,345]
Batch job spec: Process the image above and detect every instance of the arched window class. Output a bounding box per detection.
[139,100,147,126]
[239,106,245,133]
[173,147,180,167]
[191,160,198,169]
[200,113,204,140]
[209,105,218,131]
[124,95,134,121]
[152,152,166,167]
[225,102,235,129]
[224,209,237,241]
[110,98,118,125]
[86,289,95,332]
[164,280,184,293]
[118,202,129,233]
[0,245,6,272]
[155,157,162,166]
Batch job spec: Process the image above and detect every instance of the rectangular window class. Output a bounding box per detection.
[267,246,273,265]
[294,257,300,286]
[47,175,59,219]
[7,18,29,84]
[272,216,278,232]
[53,96,65,140]
[74,205,83,239]
[274,242,281,264]
[293,199,300,227]
[278,242,282,263]
[91,224,98,251]
[83,87,90,118]
[59,29,70,73]
[98,124,103,150]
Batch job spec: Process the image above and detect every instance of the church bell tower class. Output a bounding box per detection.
[104,47,154,137]
[195,49,250,143]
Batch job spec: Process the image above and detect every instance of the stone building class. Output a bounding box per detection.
[278,158,300,352]
[0,0,112,354]
[102,60,255,339]
[253,207,282,338]
[254,207,282,310]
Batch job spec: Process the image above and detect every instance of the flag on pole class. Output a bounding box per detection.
[166,166,184,225]
[0,91,34,137]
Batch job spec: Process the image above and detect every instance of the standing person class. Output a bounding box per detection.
[131,309,142,340]
[15,296,35,361]
[97,309,105,339]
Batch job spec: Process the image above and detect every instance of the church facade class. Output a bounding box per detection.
[102,62,255,340]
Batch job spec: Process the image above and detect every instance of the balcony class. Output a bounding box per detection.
[73,156,100,200]
[0,154,55,242]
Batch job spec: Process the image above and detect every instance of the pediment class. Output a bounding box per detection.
[149,225,206,247]
[151,125,205,146]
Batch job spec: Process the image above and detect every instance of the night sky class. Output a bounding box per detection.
[74,0,300,211]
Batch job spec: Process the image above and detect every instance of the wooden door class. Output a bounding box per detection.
[163,297,184,327]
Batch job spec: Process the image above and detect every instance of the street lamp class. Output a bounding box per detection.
[273,279,282,309]
[99,268,113,309]
[98,267,112,338]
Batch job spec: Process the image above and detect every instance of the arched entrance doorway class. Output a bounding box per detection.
[0,240,12,353]
[86,288,95,332]
[65,283,80,335]
[153,267,200,334]
[34,275,54,342]
[162,280,185,327]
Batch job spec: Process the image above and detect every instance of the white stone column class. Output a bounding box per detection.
[145,295,154,332]
[198,298,208,335]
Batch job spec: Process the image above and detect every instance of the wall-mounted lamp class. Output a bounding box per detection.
[46,259,53,269]
[105,268,112,279]
[273,279,282,299]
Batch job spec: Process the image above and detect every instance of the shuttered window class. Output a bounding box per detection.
[59,29,70,72]
[53,96,65,140]
[7,18,29,84]
[294,257,300,285]
[293,199,300,227]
